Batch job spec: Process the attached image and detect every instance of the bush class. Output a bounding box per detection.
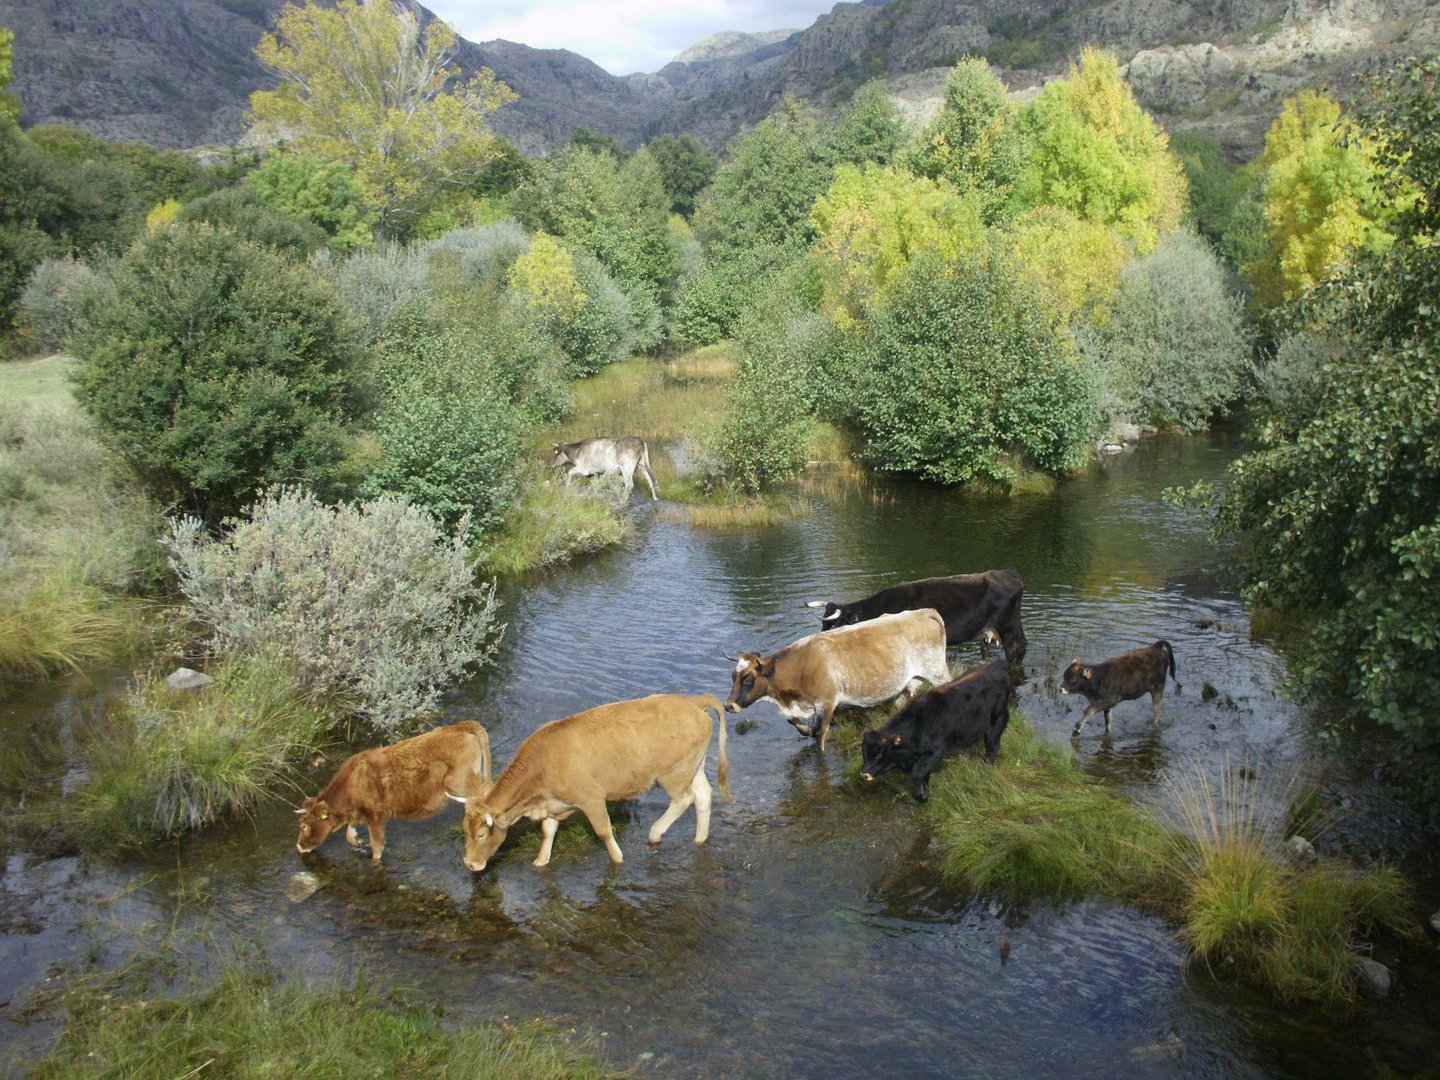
[245,152,378,253]
[361,315,525,538]
[70,223,365,524]
[418,220,530,291]
[165,488,503,733]
[175,186,328,257]
[326,243,429,343]
[1076,229,1252,429]
[706,305,818,494]
[560,252,634,375]
[18,255,116,354]
[670,242,803,347]
[819,251,1098,485]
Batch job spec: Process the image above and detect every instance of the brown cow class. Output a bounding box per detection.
[295,720,492,862]
[447,694,728,873]
[725,608,951,752]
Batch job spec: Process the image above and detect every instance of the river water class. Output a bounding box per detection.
[2,432,1438,1077]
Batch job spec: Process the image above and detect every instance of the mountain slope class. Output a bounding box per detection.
[2,0,1437,156]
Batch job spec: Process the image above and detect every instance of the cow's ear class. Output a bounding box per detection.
[1083,667,1093,678]
[760,659,776,678]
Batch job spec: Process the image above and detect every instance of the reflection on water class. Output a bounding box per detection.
[3,432,1438,1078]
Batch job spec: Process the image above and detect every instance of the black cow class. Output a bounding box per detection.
[807,570,1027,663]
[1061,640,1177,738]
[859,659,1011,802]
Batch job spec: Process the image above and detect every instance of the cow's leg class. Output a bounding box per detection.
[985,708,1009,762]
[1151,686,1165,724]
[638,459,658,501]
[816,701,839,752]
[345,824,361,847]
[1072,703,1104,738]
[647,788,696,847]
[534,816,560,867]
[690,768,713,844]
[577,799,624,864]
[366,817,387,862]
[563,466,581,488]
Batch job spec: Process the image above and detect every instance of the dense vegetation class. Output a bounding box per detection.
[1,0,1436,1032]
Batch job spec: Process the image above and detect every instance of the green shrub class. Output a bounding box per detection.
[18,255,116,355]
[327,243,431,342]
[819,250,1099,485]
[670,242,804,347]
[70,223,365,524]
[560,251,634,375]
[361,316,525,537]
[164,488,502,733]
[245,152,378,253]
[175,185,328,256]
[481,477,628,576]
[1076,229,1252,430]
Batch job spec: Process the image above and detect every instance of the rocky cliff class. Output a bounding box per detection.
[2,0,1436,157]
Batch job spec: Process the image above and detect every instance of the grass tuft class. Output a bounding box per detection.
[29,958,627,1079]
[481,474,629,576]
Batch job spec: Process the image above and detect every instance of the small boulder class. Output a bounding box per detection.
[1286,835,1317,864]
[1101,443,1124,454]
[284,871,322,903]
[165,667,212,692]
[1429,909,1440,936]
[1115,422,1144,443]
[1353,956,1392,999]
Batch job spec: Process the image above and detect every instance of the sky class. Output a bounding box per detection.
[424,0,844,76]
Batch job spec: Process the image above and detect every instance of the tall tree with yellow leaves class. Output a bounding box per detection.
[248,0,515,238]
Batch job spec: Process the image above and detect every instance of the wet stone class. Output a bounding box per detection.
[284,871,322,903]
[1354,957,1392,999]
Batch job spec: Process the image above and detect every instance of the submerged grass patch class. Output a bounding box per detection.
[914,714,1414,1004]
[24,654,326,852]
[31,959,627,1079]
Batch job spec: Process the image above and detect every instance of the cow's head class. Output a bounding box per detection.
[549,444,575,470]
[859,729,906,782]
[1060,660,1095,696]
[294,797,342,854]
[447,792,509,872]
[805,599,856,629]
[725,652,773,713]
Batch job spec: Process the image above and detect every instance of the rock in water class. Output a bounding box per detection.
[166,667,213,692]
[284,871,322,903]
[1354,956,1392,999]
[1286,835,1317,863]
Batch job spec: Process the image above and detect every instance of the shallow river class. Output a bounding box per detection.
[3,432,1438,1078]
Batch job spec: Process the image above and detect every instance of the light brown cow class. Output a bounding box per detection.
[447,694,728,873]
[295,720,492,863]
[725,608,950,751]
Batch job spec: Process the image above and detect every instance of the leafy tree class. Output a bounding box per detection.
[816,81,908,170]
[1018,47,1187,252]
[507,233,584,321]
[1249,89,1395,304]
[248,0,516,238]
[811,164,986,326]
[1205,56,1440,800]
[818,250,1098,485]
[70,223,365,523]
[2,27,21,120]
[246,153,379,252]
[566,127,626,160]
[1077,229,1251,429]
[909,58,1027,223]
[647,133,715,217]
[695,98,829,259]
[1007,206,1128,326]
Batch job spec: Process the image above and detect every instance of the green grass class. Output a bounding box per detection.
[0,361,166,690]
[30,960,628,1079]
[910,713,1415,1004]
[481,470,630,576]
[21,654,327,852]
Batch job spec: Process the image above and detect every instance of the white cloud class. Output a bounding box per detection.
[425,0,843,75]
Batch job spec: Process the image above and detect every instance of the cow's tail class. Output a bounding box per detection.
[1157,640,1177,685]
[697,696,729,798]
[455,720,493,786]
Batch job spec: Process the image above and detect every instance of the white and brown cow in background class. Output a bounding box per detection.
[725,608,951,751]
[448,694,727,873]
[551,436,658,500]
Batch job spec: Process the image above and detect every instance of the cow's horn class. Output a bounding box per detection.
[293,807,306,815]
[484,812,494,829]
[721,651,738,662]
[821,610,842,622]
[804,600,829,609]
[445,790,468,804]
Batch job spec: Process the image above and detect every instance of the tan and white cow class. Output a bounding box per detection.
[295,720,492,862]
[725,607,951,751]
[448,694,728,873]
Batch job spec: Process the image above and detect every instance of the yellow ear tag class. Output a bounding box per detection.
[319,812,328,820]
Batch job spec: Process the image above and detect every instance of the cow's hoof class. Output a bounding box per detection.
[794,725,814,737]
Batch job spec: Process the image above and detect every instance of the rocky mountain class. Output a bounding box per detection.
[3,0,1437,158]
